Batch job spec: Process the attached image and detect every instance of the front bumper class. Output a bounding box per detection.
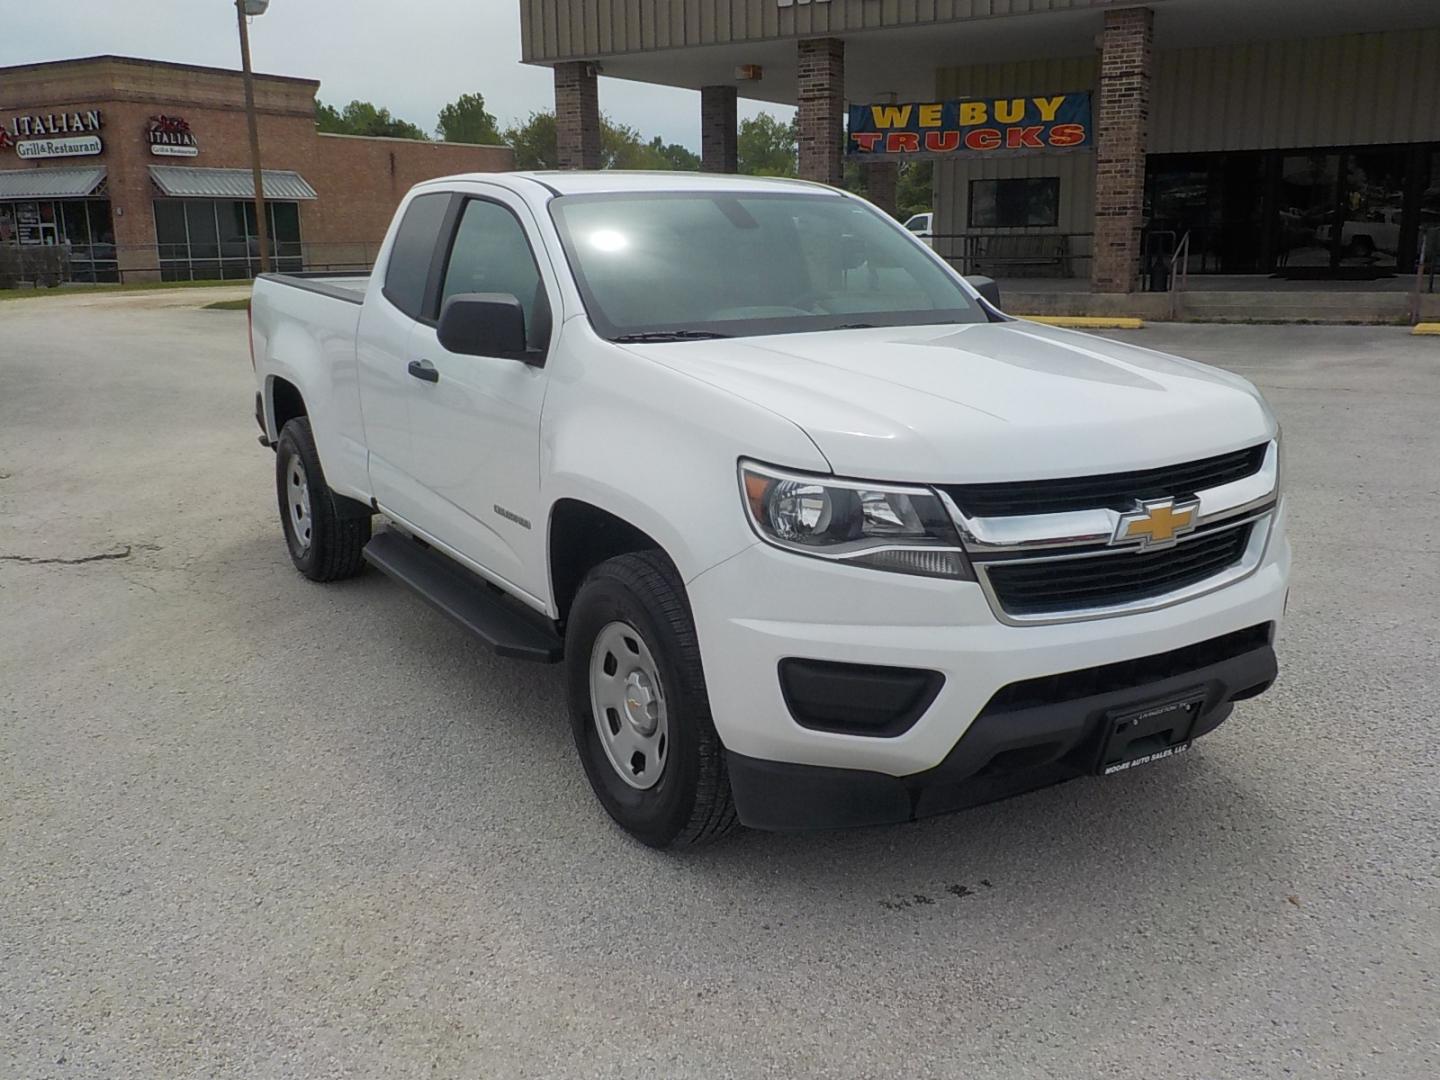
[686,502,1290,824]
[726,623,1276,830]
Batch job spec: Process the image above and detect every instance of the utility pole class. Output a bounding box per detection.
[236,0,271,274]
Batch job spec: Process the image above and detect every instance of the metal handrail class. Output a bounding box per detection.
[1167,230,1191,321]
[1411,229,1429,326]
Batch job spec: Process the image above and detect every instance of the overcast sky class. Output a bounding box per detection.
[1,0,788,149]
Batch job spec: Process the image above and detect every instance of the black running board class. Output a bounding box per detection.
[362,529,563,663]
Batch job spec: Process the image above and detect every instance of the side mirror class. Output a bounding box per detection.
[437,293,529,360]
[965,275,1002,310]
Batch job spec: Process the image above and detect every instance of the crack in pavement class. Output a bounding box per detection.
[0,545,133,566]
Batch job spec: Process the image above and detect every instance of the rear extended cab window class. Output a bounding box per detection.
[383,192,451,319]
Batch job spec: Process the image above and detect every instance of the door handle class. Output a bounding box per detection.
[407,359,439,383]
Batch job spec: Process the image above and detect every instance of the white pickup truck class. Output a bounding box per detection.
[250,172,1289,848]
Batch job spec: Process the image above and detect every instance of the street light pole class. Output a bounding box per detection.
[236,0,271,275]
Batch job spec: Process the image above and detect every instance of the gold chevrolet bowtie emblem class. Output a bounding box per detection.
[1113,497,1201,549]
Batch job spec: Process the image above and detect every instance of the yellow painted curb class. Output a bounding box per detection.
[1019,315,1146,330]
[1412,323,1440,335]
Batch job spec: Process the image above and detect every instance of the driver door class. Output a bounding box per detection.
[402,190,556,603]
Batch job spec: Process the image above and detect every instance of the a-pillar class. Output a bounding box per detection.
[700,85,738,173]
[555,61,601,170]
[1091,6,1153,292]
[865,161,899,218]
[797,38,845,187]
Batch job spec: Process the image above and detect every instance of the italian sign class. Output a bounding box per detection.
[2,109,105,159]
[847,93,1092,158]
[148,115,199,157]
[16,135,103,160]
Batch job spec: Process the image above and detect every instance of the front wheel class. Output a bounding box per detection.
[565,551,737,849]
[275,417,369,582]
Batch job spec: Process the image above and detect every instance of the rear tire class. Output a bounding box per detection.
[275,417,369,582]
[565,551,737,849]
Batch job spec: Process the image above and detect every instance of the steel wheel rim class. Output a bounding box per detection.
[286,455,312,554]
[589,621,669,790]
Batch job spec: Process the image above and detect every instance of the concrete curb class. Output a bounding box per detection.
[1018,315,1146,330]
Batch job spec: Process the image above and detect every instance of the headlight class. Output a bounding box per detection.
[740,462,973,580]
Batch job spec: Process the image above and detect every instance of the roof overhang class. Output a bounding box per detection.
[0,166,107,200]
[149,165,317,200]
[524,0,1440,106]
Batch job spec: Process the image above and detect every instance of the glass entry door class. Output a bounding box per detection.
[1336,150,1408,269]
[1275,153,1340,269]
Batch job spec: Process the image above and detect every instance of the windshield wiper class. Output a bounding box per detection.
[612,330,731,343]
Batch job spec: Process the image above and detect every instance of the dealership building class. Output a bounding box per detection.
[0,55,511,282]
[521,0,1440,296]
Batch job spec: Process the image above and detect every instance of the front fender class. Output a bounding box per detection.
[541,323,829,597]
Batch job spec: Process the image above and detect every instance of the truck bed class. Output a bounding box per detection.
[259,271,371,305]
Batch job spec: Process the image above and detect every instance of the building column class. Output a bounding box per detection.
[1090,6,1154,293]
[797,38,845,187]
[555,61,601,170]
[865,161,899,218]
[700,85,738,173]
[110,173,162,284]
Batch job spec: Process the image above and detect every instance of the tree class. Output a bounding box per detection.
[601,118,657,170]
[315,99,429,141]
[895,160,934,221]
[501,110,699,171]
[736,113,797,177]
[502,110,560,170]
[644,136,699,172]
[436,92,502,145]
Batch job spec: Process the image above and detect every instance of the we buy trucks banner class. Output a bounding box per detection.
[847,93,1092,158]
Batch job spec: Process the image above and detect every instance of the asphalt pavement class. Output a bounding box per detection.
[2,291,1437,1079]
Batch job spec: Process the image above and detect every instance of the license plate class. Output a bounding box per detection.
[1098,693,1204,776]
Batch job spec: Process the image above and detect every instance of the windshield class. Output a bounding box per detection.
[549,192,983,341]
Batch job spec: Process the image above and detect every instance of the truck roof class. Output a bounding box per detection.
[412,170,841,198]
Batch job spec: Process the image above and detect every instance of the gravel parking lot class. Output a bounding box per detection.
[2,292,1437,1079]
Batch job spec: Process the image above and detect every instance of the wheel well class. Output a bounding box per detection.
[549,500,665,622]
[270,377,306,436]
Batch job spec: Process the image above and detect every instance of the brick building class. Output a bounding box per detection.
[518,0,1440,294]
[0,56,512,283]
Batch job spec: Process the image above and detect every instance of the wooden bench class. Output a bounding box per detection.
[966,234,1070,278]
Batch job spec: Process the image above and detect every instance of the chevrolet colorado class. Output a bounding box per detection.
[250,172,1289,848]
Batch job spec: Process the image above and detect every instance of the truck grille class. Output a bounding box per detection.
[983,523,1254,617]
[943,443,1268,517]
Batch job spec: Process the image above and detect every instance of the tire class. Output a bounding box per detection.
[565,551,737,849]
[275,417,370,582]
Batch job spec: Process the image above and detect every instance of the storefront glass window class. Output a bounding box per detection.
[270,202,301,263]
[184,201,221,277]
[968,178,1059,228]
[1148,143,1434,277]
[1422,152,1440,255]
[155,198,303,281]
[0,198,118,283]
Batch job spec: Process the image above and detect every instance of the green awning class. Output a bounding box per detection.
[0,166,107,199]
[148,165,317,200]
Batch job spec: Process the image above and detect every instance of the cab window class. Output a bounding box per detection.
[439,199,549,350]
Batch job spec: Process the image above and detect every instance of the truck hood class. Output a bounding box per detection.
[624,321,1275,483]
